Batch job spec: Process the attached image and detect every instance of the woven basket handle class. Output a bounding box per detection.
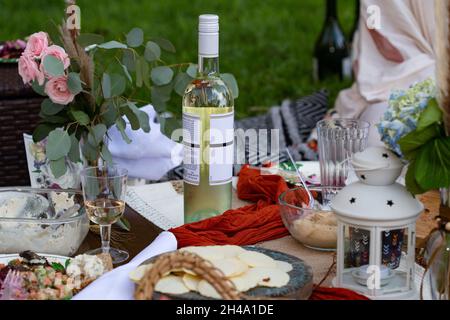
[134,251,242,300]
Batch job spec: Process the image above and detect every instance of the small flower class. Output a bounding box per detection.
[30,142,46,163]
[41,45,70,74]
[18,53,45,85]
[378,78,436,157]
[24,31,49,59]
[44,76,75,105]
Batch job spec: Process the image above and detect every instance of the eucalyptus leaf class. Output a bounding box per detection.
[41,99,65,116]
[43,55,64,77]
[186,64,198,78]
[141,58,150,89]
[31,80,46,96]
[101,101,119,128]
[49,158,67,179]
[151,66,174,86]
[101,144,114,165]
[33,123,59,142]
[39,113,66,124]
[67,72,83,95]
[46,130,71,161]
[77,33,105,48]
[88,124,107,146]
[144,41,161,62]
[127,102,150,132]
[110,74,126,97]
[152,38,176,53]
[173,72,191,96]
[417,99,443,130]
[121,105,140,130]
[151,84,172,103]
[102,73,111,99]
[115,117,131,144]
[70,109,90,126]
[98,41,127,49]
[81,139,99,161]
[120,63,132,82]
[115,217,131,232]
[122,50,136,72]
[415,137,450,191]
[126,28,144,48]
[221,73,239,99]
[135,57,143,88]
[68,134,81,163]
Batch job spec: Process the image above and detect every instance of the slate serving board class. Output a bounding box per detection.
[138,246,314,300]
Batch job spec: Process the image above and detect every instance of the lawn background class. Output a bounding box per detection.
[0,0,356,119]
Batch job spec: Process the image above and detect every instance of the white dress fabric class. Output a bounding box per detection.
[335,0,437,145]
[108,105,183,180]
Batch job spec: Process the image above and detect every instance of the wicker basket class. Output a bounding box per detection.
[0,62,36,98]
[0,62,43,186]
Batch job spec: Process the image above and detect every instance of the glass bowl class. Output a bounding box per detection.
[279,187,339,251]
[0,187,89,256]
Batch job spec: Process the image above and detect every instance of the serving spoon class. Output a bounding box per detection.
[285,148,315,209]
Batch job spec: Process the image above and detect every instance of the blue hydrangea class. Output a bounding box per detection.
[376,78,436,157]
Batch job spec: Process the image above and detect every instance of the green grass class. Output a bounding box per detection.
[0,0,355,118]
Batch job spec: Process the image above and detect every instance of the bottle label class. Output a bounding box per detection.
[209,112,234,185]
[183,112,201,185]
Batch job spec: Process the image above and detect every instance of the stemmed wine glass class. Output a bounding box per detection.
[80,165,129,264]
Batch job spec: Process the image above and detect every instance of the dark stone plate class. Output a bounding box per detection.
[139,246,314,300]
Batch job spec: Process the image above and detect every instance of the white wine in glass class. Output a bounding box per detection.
[85,199,125,225]
[81,165,129,264]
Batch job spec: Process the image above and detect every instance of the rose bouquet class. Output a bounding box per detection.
[17,4,238,179]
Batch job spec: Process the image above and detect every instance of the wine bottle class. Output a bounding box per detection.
[313,0,351,81]
[182,14,234,223]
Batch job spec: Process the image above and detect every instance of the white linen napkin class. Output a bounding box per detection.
[72,231,177,300]
[108,105,183,181]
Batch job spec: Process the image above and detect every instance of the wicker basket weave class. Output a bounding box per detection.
[0,62,43,186]
[135,251,243,300]
[0,62,36,98]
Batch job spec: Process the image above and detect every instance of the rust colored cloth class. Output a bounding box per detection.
[169,165,369,300]
[309,287,369,300]
[170,165,296,248]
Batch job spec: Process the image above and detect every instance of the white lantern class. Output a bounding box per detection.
[331,147,423,300]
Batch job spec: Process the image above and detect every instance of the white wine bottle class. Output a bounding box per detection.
[182,14,234,223]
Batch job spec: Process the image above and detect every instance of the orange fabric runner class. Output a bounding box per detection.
[170,165,368,300]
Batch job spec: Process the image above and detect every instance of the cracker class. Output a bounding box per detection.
[155,275,189,295]
[238,251,277,268]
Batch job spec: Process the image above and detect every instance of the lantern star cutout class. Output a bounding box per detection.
[360,175,366,180]
[387,200,394,207]
[382,153,389,159]
[350,197,356,204]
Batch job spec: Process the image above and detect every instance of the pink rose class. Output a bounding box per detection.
[18,53,45,85]
[44,76,75,105]
[24,32,49,58]
[41,45,70,74]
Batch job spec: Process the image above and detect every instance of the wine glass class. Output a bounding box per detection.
[80,165,129,264]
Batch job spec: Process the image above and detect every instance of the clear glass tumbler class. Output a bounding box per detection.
[317,119,370,205]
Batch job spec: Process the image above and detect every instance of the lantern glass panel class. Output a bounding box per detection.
[377,227,413,295]
[341,225,373,291]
